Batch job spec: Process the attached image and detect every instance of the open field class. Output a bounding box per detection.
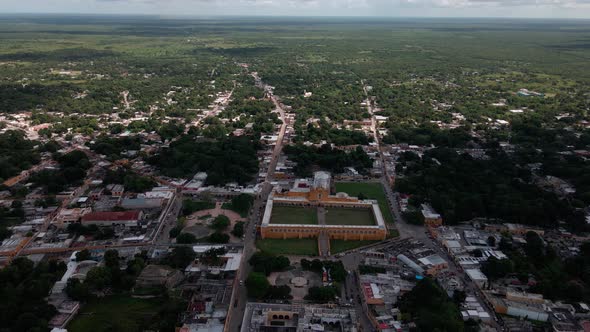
[324,207,376,226]
[270,206,318,225]
[256,238,319,256]
[331,240,379,254]
[335,182,394,223]
[67,295,165,332]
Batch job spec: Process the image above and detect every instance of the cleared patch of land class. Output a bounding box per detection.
[270,206,318,224]
[335,182,394,223]
[67,295,165,332]
[256,238,318,256]
[324,207,375,226]
[331,240,379,254]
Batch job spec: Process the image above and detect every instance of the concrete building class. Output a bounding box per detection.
[120,197,164,210]
[135,265,183,289]
[489,295,549,322]
[397,254,425,276]
[465,269,488,288]
[81,210,143,227]
[421,204,443,227]
[107,184,125,198]
[461,296,492,324]
[241,303,359,332]
[358,272,415,330]
[89,188,104,200]
[485,223,545,237]
[186,245,243,276]
[180,278,233,332]
[52,207,92,228]
[418,254,448,276]
[51,260,99,295]
[506,291,545,305]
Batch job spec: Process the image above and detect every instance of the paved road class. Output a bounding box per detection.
[346,272,375,331]
[226,72,287,332]
[154,195,182,245]
[253,72,288,183]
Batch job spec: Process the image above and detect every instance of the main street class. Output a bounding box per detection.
[226,71,288,332]
[153,194,182,245]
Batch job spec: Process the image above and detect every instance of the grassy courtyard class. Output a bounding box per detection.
[270,205,318,225]
[256,238,319,256]
[335,182,394,224]
[324,207,376,226]
[331,240,379,254]
[67,295,170,332]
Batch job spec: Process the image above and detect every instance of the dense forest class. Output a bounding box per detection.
[284,144,373,176]
[395,147,580,229]
[149,135,260,185]
[90,136,142,160]
[30,150,91,194]
[0,131,40,181]
[383,124,472,148]
[398,278,469,332]
[482,233,590,304]
[0,258,66,332]
[103,167,156,193]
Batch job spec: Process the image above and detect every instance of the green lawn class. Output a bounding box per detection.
[324,207,376,226]
[335,182,394,224]
[256,238,319,256]
[270,206,318,225]
[67,295,166,332]
[331,240,379,254]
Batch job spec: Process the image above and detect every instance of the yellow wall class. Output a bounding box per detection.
[425,217,443,227]
[261,225,387,241]
[265,187,387,241]
[276,187,359,204]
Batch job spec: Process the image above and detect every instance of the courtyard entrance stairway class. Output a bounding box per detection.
[318,232,330,257]
[317,207,331,256]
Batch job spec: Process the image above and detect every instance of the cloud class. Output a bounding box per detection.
[396,0,590,7]
[92,0,590,9]
[4,0,590,17]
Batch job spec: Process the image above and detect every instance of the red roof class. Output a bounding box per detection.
[362,282,374,299]
[82,210,141,222]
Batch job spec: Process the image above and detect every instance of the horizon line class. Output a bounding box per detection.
[1,12,590,21]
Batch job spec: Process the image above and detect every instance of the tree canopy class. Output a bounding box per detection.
[399,278,464,332]
[0,258,67,332]
[149,135,259,185]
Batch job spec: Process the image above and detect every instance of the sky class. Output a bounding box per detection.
[2,0,590,19]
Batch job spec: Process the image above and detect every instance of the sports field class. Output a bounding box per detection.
[335,182,394,223]
[270,205,318,224]
[324,207,376,226]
